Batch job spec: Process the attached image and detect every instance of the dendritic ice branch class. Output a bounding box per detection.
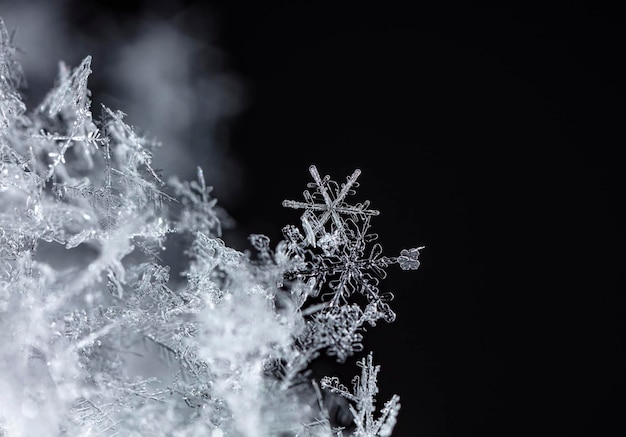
[321,353,400,437]
[0,17,423,437]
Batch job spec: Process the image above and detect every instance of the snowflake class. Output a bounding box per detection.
[281,165,424,326]
[283,165,380,247]
[0,16,424,436]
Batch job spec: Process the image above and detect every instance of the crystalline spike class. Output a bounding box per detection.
[0,18,26,131]
[39,55,93,118]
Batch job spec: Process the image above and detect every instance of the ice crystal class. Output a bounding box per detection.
[321,353,400,437]
[282,165,424,333]
[0,18,423,437]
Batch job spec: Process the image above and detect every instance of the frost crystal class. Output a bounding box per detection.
[0,18,423,437]
[282,165,425,328]
[321,353,400,437]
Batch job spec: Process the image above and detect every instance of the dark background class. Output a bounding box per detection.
[2,1,625,436]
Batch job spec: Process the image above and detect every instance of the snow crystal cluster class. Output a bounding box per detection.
[0,18,423,436]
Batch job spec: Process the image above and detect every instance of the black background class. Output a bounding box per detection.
[6,1,626,436]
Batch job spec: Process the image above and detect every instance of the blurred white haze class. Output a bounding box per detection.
[0,0,247,204]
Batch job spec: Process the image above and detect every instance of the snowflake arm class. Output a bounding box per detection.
[321,353,400,437]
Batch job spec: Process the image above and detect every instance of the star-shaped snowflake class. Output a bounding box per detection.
[282,165,379,247]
